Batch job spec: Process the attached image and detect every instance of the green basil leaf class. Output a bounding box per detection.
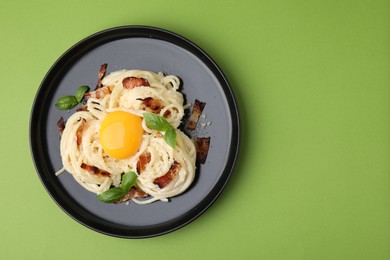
[143,113,177,148]
[97,187,126,203]
[164,127,177,148]
[97,171,138,203]
[120,171,137,191]
[143,113,171,131]
[55,95,78,110]
[75,85,89,103]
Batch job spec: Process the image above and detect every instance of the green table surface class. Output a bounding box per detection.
[1,0,389,259]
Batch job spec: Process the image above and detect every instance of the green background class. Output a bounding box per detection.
[1,0,389,259]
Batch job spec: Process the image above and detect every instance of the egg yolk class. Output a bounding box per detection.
[99,111,143,159]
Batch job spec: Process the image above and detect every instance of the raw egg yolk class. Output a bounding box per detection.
[99,111,143,159]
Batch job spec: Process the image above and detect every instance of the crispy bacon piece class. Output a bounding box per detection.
[194,137,211,164]
[84,85,111,101]
[138,97,163,113]
[122,76,149,89]
[76,105,88,112]
[136,152,151,174]
[187,99,206,130]
[140,97,162,112]
[57,117,65,136]
[153,161,181,188]
[137,97,171,117]
[80,163,110,177]
[115,187,148,204]
[95,63,107,90]
[76,118,86,145]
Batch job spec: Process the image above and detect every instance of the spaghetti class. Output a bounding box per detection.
[58,69,196,204]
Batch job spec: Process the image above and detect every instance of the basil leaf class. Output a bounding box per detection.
[55,95,78,110]
[97,187,126,203]
[143,113,177,148]
[75,85,89,103]
[120,171,137,191]
[97,171,138,203]
[143,113,171,131]
[164,127,176,148]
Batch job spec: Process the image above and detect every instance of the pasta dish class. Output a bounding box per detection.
[56,67,198,204]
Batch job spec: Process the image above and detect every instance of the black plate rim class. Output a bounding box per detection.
[29,25,240,238]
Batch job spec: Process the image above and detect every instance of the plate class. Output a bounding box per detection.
[30,26,240,238]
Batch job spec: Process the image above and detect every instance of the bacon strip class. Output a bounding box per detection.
[136,152,151,173]
[57,117,65,136]
[194,137,211,164]
[122,76,149,89]
[138,97,163,113]
[80,163,110,177]
[76,105,88,112]
[137,97,171,117]
[76,118,86,145]
[115,187,148,204]
[187,99,206,130]
[95,63,107,90]
[84,85,111,101]
[153,161,181,188]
